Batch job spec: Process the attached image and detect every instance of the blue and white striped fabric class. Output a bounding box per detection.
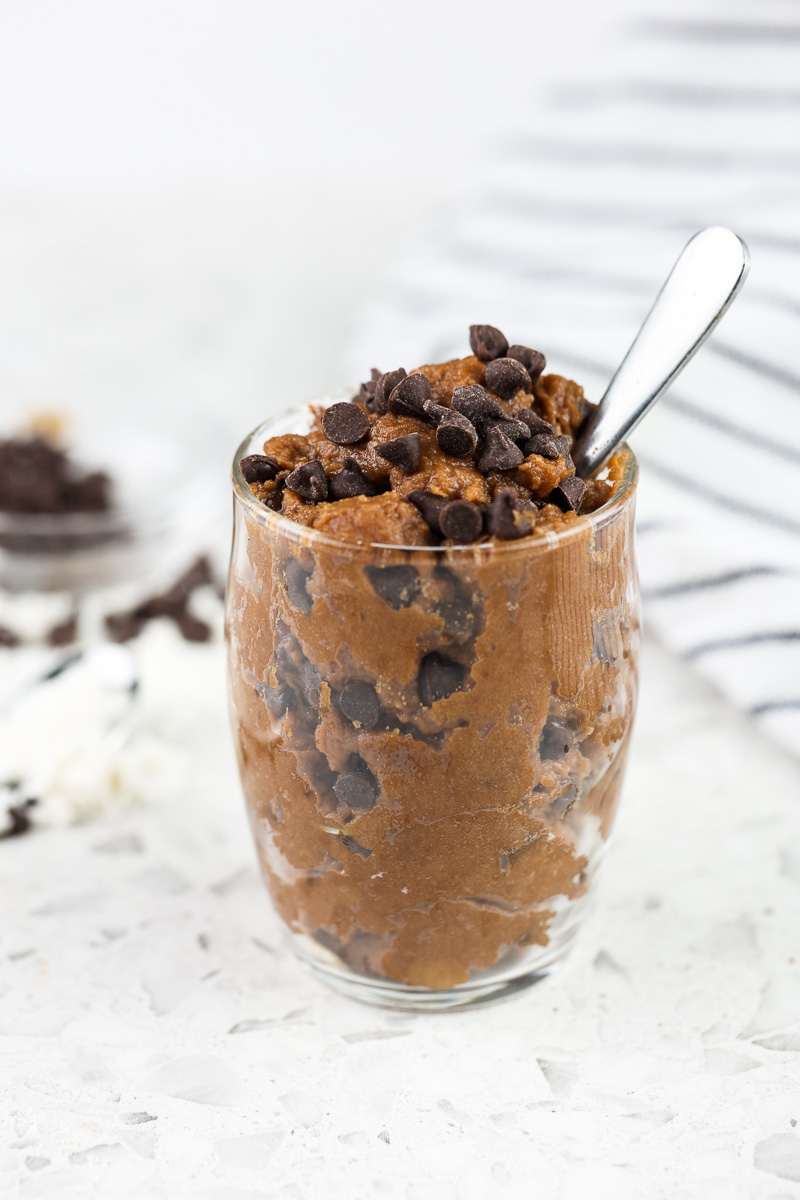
[347,0,800,759]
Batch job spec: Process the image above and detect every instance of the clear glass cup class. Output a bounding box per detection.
[227,402,640,1011]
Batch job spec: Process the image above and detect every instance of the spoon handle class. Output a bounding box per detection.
[572,226,750,479]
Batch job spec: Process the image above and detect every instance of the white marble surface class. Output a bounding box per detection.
[2,635,800,1199]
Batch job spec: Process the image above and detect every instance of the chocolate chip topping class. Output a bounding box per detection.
[487,417,530,445]
[477,426,524,473]
[334,772,377,810]
[507,345,546,384]
[524,433,560,461]
[486,489,532,540]
[422,401,451,425]
[240,454,280,484]
[388,373,431,417]
[339,681,381,729]
[549,475,587,512]
[322,402,370,445]
[285,459,328,502]
[408,489,448,535]
[436,411,478,458]
[439,500,483,544]
[329,457,379,500]
[554,435,574,467]
[469,324,509,362]
[366,565,421,609]
[375,432,421,475]
[484,357,532,401]
[517,409,555,437]
[539,719,573,760]
[418,652,466,706]
[452,386,504,426]
[373,368,407,415]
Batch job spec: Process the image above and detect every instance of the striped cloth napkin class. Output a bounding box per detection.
[345,0,800,759]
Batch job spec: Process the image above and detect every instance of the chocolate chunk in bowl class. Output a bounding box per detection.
[227,332,640,1011]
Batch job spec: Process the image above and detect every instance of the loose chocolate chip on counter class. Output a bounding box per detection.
[373,367,407,415]
[540,719,573,760]
[239,454,280,484]
[549,475,587,512]
[523,433,560,461]
[283,559,314,614]
[507,345,547,384]
[487,417,531,446]
[0,625,21,648]
[418,652,466,706]
[388,372,431,418]
[339,680,381,728]
[452,386,504,426]
[422,400,451,425]
[484,357,532,400]
[47,614,78,647]
[285,460,328,502]
[321,402,370,445]
[105,611,147,643]
[469,324,509,362]
[334,772,377,811]
[439,500,483,544]
[329,457,378,500]
[366,564,421,609]
[375,433,421,475]
[408,489,448,536]
[517,409,555,437]
[477,426,524,473]
[340,835,373,858]
[486,489,532,540]
[436,411,478,458]
[0,796,38,840]
[176,611,212,643]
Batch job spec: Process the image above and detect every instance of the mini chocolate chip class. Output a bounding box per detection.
[175,611,212,643]
[408,490,447,535]
[284,559,313,614]
[523,433,560,461]
[339,681,380,729]
[0,625,20,648]
[422,400,451,425]
[373,367,407,415]
[388,372,431,417]
[260,683,294,717]
[376,432,421,475]
[517,409,555,437]
[486,489,532,540]
[334,772,377,811]
[340,835,372,858]
[240,454,280,484]
[484,357,532,400]
[439,500,483,544]
[329,457,378,500]
[285,459,328,502]
[487,417,530,445]
[469,324,508,362]
[507,345,547,383]
[549,475,587,512]
[436,411,478,458]
[366,565,420,608]
[540,719,573,760]
[452,385,505,426]
[477,426,524,473]
[322,401,370,445]
[418,652,466,706]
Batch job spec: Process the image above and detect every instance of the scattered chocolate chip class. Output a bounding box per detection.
[373,368,407,415]
[334,772,377,811]
[0,436,114,517]
[418,652,466,706]
[486,489,532,540]
[484,357,532,400]
[523,433,560,461]
[549,475,587,512]
[469,324,509,362]
[144,555,214,616]
[436,411,478,458]
[284,559,313,614]
[239,455,280,484]
[439,500,483,544]
[517,409,555,437]
[340,835,372,858]
[375,433,421,475]
[388,373,431,417]
[477,426,524,473]
[0,625,20,648]
[260,683,294,716]
[366,565,420,609]
[264,485,285,512]
[452,386,504,426]
[408,490,448,536]
[329,458,378,500]
[507,345,546,384]
[321,402,370,446]
[0,796,38,840]
[285,460,328,502]
[339,681,381,728]
[422,400,451,425]
[487,417,530,445]
[540,719,573,760]
[46,614,78,647]
[175,611,212,643]
[105,611,147,643]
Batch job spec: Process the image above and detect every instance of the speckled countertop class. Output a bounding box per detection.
[1,636,799,1199]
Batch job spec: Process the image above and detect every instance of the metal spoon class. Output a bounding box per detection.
[572,226,750,479]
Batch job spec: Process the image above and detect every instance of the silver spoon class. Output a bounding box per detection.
[572,226,750,479]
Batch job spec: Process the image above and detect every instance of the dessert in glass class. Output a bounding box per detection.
[227,325,640,1010]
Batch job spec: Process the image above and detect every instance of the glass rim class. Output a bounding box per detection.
[231,402,639,557]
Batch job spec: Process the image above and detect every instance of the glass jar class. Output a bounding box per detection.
[227,403,640,1011]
